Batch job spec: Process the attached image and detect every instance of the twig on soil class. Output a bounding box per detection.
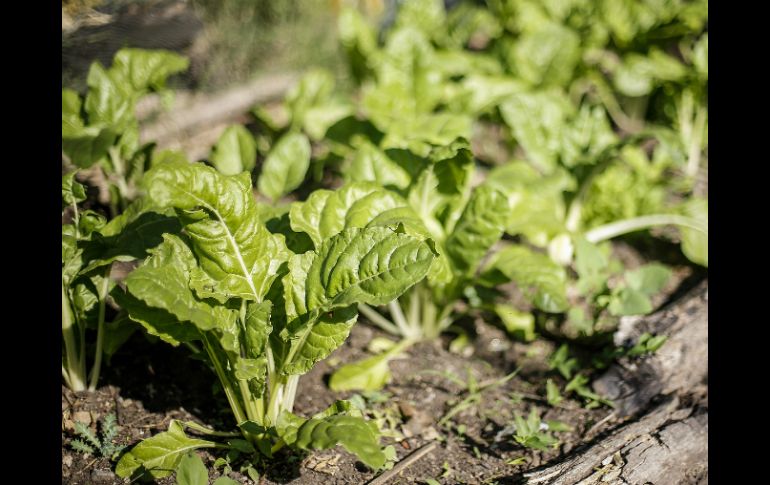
[366,441,438,485]
[583,411,617,438]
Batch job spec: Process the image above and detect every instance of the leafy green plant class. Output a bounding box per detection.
[511,408,562,451]
[324,1,707,346]
[176,452,241,485]
[69,413,125,460]
[62,48,188,215]
[112,162,435,479]
[62,172,177,391]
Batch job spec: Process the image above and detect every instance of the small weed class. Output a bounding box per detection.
[69,413,125,460]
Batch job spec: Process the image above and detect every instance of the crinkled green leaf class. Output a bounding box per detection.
[84,61,134,129]
[62,172,87,207]
[119,234,236,344]
[210,125,257,176]
[294,415,385,470]
[111,48,188,93]
[257,132,311,201]
[449,75,525,116]
[290,182,428,248]
[614,49,687,97]
[145,162,288,302]
[444,185,508,275]
[508,22,580,87]
[176,452,208,485]
[116,421,217,480]
[304,227,435,311]
[276,227,434,375]
[499,90,574,173]
[380,113,473,158]
[481,245,568,313]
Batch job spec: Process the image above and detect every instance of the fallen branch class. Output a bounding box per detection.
[367,441,439,485]
[522,280,708,484]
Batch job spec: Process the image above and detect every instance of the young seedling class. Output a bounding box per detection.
[113,162,436,480]
[69,413,125,460]
[511,408,559,451]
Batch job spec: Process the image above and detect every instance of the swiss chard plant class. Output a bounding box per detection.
[112,162,436,479]
[62,172,178,391]
[62,48,188,215]
[324,0,706,348]
[315,139,511,391]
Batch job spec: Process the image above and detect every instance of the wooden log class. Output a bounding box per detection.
[139,71,298,147]
[522,280,708,484]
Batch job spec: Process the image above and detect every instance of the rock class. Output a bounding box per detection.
[72,411,92,426]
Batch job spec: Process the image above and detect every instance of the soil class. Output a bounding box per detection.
[61,245,706,484]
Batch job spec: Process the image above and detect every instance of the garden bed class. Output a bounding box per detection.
[62,256,706,485]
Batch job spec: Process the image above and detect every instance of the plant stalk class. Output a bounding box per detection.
[62,280,87,391]
[88,269,112,390]
[584,214,707,243]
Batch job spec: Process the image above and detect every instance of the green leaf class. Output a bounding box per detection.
[62,172,87,207]
[329,340,411,392]
[213,477,240,485]
[625,264,671,296]
[346,140,412,191]
[210,125,257,176]
[118,234,236,344]
[508,22,580,87]
[62,126,116,168]
[546,379,563,406]
[574,237,610,294]
[608,287,652,316]
[257,132,311,201]
[493,304,536,342]
[481,245,568,313]
[444,185,508,275]
[486,162,572,245]
[285,68,335,131]
[116,421,217,480]
[84,61,133,129]
[499,91,574,173]
[145,161,288,302]
[338,7,378,81]
[290,182,428,248]
[111,48,188,93]
[304,227,436,311]
[277,227,434,375]
[614,49,687,97]
[80,208,181,273]
[680,199,707,267]
[294,415,386,470]
[176,453,208,485]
